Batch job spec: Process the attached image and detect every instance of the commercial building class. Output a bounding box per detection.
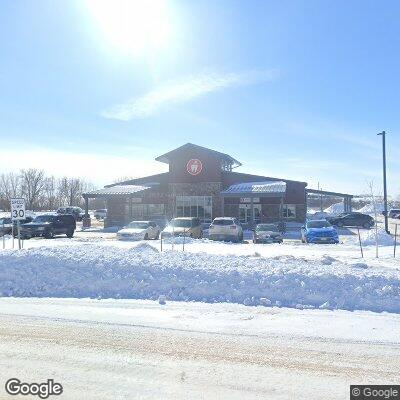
[83,143,311,227]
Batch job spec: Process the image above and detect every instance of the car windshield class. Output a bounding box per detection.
[33,215,55,223]
[256,224,279,232]
[170,219,192,228]
[127,222,150,229]
[213,219,234,226]
[307,221,332,228]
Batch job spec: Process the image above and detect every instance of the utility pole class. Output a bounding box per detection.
[377,131,389,234]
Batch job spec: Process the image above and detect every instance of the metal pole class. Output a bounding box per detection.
[357,228,364,258]
[394,224,398,258]
[183,229,185,252]
[17,220,21,250]
[2,221,4,249]
[378,131,389,234]
[12,221,14,249]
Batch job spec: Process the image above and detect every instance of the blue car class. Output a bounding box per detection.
[301,220,339,244]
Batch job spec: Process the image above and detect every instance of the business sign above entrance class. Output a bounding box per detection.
[186,159,203,176]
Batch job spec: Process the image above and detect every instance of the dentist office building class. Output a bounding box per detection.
[83,143,320,227]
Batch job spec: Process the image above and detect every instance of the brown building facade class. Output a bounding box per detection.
[84,143,308,227]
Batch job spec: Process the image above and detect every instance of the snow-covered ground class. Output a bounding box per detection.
[0,298,398,400]
[1,229,399,313]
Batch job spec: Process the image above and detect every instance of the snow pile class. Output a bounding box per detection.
[1,243,400,313]
[358,202,384,214]
[361,228,395,247]
[324,202,344,215]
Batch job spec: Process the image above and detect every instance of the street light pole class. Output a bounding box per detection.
[377,131,389,234]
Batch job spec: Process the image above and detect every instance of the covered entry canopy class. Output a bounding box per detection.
[306,189,353,213]
[82,185,151,216]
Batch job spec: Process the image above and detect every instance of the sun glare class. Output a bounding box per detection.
[85,0,172,56]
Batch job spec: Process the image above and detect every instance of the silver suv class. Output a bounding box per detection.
[209,217,243,242]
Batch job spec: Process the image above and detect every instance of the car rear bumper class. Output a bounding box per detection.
[254,238,283,243]
[209,234,239,241]
[307,236,339,244]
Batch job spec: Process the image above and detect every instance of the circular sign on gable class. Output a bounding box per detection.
[186,159,203,176]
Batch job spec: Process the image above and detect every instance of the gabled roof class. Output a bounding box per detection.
[155,143,242,168]
[221,181,286,197]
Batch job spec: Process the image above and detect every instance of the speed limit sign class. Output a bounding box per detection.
[11,198,26,220]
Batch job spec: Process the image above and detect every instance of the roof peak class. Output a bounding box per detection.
[155,143,241,168]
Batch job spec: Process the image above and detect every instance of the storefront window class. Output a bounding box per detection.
[176,196,212,223]
[283,204,296,219]
[126,203,165,220]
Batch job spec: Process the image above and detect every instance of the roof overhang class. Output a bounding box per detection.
[83,185,150,199]
[221,181,287,197]
[306,189,353,198]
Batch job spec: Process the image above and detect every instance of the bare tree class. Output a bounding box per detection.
[367,180,379,258]
[43,176,57,210]
[0,172,21,210]
[20,169,46,211]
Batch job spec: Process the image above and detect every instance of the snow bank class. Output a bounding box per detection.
[361,228,395,247]
[324,202,344,214]
[0,243,399,313]
[358,202,384,214]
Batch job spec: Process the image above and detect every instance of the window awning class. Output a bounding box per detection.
[221,181,286,197]
[83,185,150,198]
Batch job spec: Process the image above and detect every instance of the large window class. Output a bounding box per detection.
[125,203,165,219]
[176,196,212,223]
[283,204,296,219]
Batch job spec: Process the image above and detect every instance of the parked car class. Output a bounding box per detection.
[388,209,400,218]
[328,212,374,229]
[253,223,283,244]
[0,216,33,236]
[0,217,12,236]
[161,217,202,239]
[94,209,107,220]
[301,220,339,244]
[208,217,243,242]
[117,221,160,241]
[20,214,76,239]
[56,206,85,221]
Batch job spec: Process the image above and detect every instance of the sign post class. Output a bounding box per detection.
[11,198,25,250]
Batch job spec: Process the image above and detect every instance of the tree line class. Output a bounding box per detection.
[0,169,98,211]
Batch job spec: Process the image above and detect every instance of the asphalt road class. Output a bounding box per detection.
[0,300,399,400]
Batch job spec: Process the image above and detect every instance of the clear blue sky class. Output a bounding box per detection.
[0,0,399,196]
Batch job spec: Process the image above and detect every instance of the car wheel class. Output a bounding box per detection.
[144,233,149,240]
[336,221,343,227]
[253,239,258,244]
[45,229,54,239]
[66,229,74,238]
[155,231,160,240]
[363,222,372,229]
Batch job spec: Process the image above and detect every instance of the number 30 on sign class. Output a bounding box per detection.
[11,198,26,220]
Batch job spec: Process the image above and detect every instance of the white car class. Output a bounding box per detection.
[117,221,160,241]
[208,217,243,242]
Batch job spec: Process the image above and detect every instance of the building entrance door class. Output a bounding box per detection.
[239,204,261,224]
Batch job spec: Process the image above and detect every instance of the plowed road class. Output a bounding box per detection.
[0,298,399,399]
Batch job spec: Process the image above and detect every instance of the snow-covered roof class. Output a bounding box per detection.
[83,185,150,197]
[221,181,286,196]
